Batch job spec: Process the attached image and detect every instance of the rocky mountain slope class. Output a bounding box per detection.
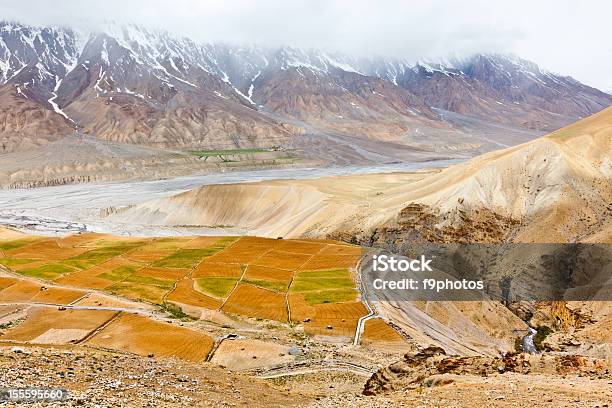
[369,105,612,245]
[399,55,612,131]
[1,21,610,154]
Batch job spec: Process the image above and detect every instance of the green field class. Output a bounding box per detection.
[188,148,271,157]
[0,258,37,268]
[195,277,238,298]
[98,265,139,281]
[302,288,357,304]
[124,274,174,289]
[0,238,42,251]
[290,269,357,304]
[20,264,75,280]
[243,278,288,292]
[63,243,144,270]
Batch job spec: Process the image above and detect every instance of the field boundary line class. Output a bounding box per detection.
[163,236,240,307]
[58,238,151,282]
[0,260,160,315]
[217,241,274,310]
[217,264,247,310]
[68,292,91,306]
[75,310,121,344]
[284,244,329,323]
[205,337,227,363]
[218,244,278,310]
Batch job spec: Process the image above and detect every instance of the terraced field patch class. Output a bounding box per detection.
[289,295,368,338]
[0,258,41,269]
[0,232,371,341]
[85,313,213,361]
[0,237,45,252]
[19,263,76,281]
[0,276,18,290]
[0,307,117,343]
[7,239,87,260]
[29,287,86,305]
[242,278,288,292]
[133,266,188,280]
[107,281,169,304]
[299,254,362,271]
[0,234,238,307]
[290,269,357,304]
[0,304,214,362]
[252,250,312,270]
[194,277,238,298]
[167,278,222,309]
[222,284,288,322]
[244,265,293,282]
[361,318,408,346]
[61,242,145,271]
[193,262,243,278]
[0,280,46,302]
[205,236,276,264]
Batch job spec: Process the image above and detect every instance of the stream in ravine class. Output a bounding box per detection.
[522,328,538,354]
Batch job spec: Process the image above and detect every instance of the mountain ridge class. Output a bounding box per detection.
[1,20,610,154]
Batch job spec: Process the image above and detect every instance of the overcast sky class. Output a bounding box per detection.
[2,0,611,90]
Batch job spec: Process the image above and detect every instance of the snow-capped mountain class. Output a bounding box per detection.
[0,21,610,153]
[397,54,612,130]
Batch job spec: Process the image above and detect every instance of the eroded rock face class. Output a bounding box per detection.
[0,87,75,153]
[363,346,610,396]
[369,203,521,246]
[363,346,531,395]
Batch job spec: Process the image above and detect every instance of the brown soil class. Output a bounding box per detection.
[299,254,362,271]
[193,261,243,278]
[253,250,312,270]
[210,339,295,371]
[0,279,45,302]
[29,287,86,305]
[244,265,294,282]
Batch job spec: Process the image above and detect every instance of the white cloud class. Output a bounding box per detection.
[2,0,611,90]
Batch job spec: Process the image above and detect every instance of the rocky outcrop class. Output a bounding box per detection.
[363,346,610,396]
[367,203,521,247]
[363,346,531,395]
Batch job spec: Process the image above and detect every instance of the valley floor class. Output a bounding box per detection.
[0,160,457,236]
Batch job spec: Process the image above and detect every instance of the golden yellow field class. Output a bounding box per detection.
[85,313,214,361]
[1,231,370,341]
[361,317,407,345]
[222,283,288,321]
[1,307,117,343]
